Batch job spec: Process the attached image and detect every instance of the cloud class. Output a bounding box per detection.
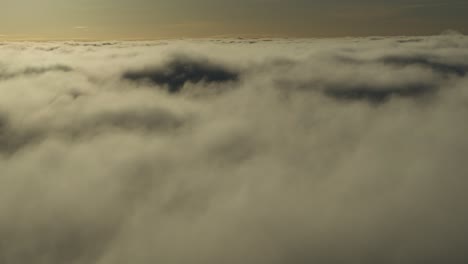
[1,35,468,264]
[323,83,436,103]
[381,55,468,76]
[122,54,239,93]
[0,64,73,81]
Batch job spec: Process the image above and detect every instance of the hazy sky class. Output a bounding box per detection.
[1,0,467,39]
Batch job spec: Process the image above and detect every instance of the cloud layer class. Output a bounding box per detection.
[1,35,468,264]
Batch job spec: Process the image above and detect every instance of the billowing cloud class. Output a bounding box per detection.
[1,34,468,264]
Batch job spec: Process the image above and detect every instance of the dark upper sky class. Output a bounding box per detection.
[1,0,467,39]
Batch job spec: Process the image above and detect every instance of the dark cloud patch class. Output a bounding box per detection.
[0,113,8,146]
[0,64,73,80]
[396,38,424,43]
[71,108,187,136]
[0,107,186,155]
[0,114,41,155]
[122,55,239,93]
[22,65,73,75]
[65,42,117,47]
[35,46,61,52]
[276,79,437,104]
[381,55,468,76]
[323,83,437,103]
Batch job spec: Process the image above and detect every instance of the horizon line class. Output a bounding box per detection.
[0,31,465,42]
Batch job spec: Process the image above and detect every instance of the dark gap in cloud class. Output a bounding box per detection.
[22,65,73,75]
[0,64,73,80]
[274,76,437,104]
[65,42,117,47]
[336,54,468,77]
[324,84,437,103]
[35,46,61,52]
[397,39,424,43]
[122,55,239,93]
[381,56,468,76]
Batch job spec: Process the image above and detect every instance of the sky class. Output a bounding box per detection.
[0,1,468,40]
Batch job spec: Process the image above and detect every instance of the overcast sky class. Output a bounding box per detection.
[1,0,467,39]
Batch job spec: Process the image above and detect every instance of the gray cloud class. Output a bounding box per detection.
[122,54,239,93]
[1,35,468,264]
[323,83,437,103]
[0,64,73,80]
[381,55,468,76]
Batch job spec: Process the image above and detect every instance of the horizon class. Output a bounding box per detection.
[0,31,465,42]
[1,0,467,40]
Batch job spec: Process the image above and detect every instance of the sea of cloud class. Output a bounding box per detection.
[1,33,468,263]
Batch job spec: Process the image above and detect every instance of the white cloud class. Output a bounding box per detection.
[1,35,468,263]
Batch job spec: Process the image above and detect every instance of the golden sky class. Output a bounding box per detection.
[1,0,467,40]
